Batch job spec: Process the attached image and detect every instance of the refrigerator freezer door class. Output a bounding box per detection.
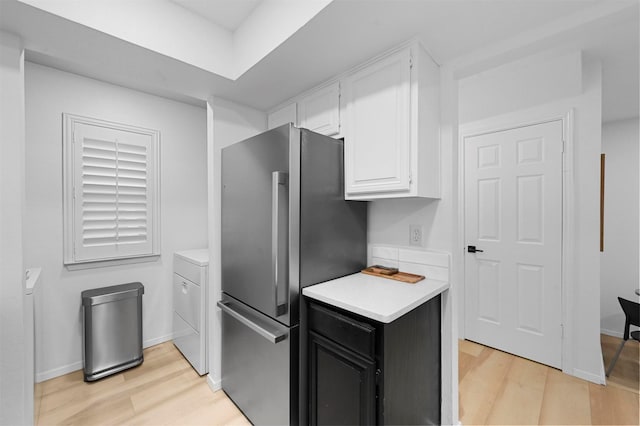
[219,297,298,425]
[222,125,292,323]
[218,300,287,343]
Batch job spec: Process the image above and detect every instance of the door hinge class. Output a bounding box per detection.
[409,54,414,69]
[409,173,413,184]
[561,324,564,338]
[561,140,565,153]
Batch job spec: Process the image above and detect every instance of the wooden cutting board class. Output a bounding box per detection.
[361,267,425,284]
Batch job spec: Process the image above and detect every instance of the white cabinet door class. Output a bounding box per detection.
[343,49,411,197]
[268,103,297,130]
[298,82,340,136]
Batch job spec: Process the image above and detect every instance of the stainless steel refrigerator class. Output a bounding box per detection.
[218,124,367,425]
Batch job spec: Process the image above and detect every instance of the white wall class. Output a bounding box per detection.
[456,51,606,383]
[368,198,452,251]
[439,63,461,426]
[24,62,208,381]
[206,97,266,389]
[600,117,640,336]
[458,49,582,124]
[0,31,27,426]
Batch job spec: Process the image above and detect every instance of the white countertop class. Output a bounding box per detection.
[302,272,449,323]
[174,249,209,266]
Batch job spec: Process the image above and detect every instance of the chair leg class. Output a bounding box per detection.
[606,339,626,377]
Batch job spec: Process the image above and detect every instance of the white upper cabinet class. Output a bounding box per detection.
[342,44,440,200]
[268,102,297,130]
[298,82,340,136]
[343,49,411,197]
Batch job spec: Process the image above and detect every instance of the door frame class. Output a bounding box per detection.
[457,105,575,374]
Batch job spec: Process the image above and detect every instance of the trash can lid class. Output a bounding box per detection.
[81,282,144,306]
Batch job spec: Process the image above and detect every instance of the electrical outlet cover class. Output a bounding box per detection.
[409,224,423,246]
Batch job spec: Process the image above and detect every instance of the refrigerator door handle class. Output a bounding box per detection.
[272,171,289,317]
[217,301,288,344]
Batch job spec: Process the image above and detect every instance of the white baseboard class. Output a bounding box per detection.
[36,333,175,383]
[600,328,623,338]
[207,374,221,392]
[573,368,605,385]
[36,361,83,383]
[143,333,174,348]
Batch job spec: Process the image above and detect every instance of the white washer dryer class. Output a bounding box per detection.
[173,249,208,375]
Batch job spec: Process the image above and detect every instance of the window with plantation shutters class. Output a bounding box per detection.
[63,114,160,266]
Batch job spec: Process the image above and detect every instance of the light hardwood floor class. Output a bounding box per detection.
[35,343,250,426]
[459,334,639,425]
[36,335,638,425]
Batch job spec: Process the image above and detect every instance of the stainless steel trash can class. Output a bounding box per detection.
[82,282,144,382]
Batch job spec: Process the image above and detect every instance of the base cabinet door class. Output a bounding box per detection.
[309,331,376,426]
[307,297,441,425]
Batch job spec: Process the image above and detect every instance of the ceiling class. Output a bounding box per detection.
[170,0,261,32]
[231,0,639,121]
[1,0,638,121]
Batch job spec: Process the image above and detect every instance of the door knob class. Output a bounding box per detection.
[467,245,484,253]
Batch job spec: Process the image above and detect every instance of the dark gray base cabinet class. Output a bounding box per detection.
[307,296,441,425]
[309,331,376,425]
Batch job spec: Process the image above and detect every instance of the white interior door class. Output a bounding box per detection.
[464,120,563,369]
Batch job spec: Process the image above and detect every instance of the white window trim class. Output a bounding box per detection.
[63,113,161,268]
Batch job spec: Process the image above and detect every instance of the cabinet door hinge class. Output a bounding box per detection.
[409,173,413,184]
[409,54,413,69]
[561,324,564,338]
